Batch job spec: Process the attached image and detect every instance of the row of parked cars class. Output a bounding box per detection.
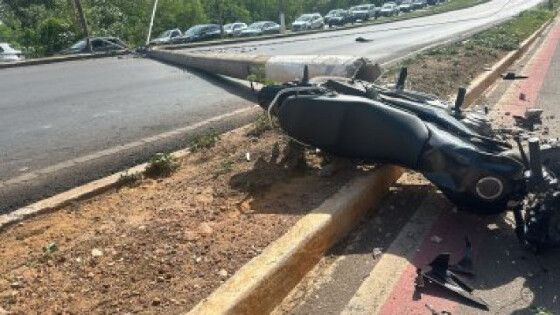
[149,0,446,45]
[149,21,281,46]
[324,0,444,26]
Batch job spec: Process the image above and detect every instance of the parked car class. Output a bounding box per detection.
[61,37,127,55]
[224,23,248,37]
[325,9,353,26]
[399,0,415,12]
[350,4,379,21]
[240,21,281,37]
[150,29,182,45]
[427,0,443,5]
[175,24,221,44]
[0,43,23,62]
[291,13,324,32]
[412,0,428,9]
[379,2,400,17]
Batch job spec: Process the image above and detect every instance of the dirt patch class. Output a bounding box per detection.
[379,44,505,100]
[0,123,358,314]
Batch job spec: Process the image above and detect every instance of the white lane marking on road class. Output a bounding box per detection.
[341,194,442,315]
[0,106,258,188]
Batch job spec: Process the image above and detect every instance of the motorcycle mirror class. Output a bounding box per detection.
[396,67,407,90]
[302,65,310,84]
[455,88,466,115]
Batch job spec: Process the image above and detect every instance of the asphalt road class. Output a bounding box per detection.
[0,0,545,212]
[188,0,544,61]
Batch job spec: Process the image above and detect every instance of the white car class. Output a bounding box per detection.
[291,13,324,32]
[224,23,248,37]
[150,29,182,45]
[0,43,23,62]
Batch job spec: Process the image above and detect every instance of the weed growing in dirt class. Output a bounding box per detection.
[25,241,59,265]
[247,114,273,138]
[214,159,235,177]
[117,171,143,186]
[191,130,221,153]
[426,47,458,56]
[144,153,178,178]
[40,242,58,262]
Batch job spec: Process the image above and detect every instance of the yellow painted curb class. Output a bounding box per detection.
[464,17,555,106]
[188,165,404,315]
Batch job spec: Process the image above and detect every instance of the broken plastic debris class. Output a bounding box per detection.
[430,235,443,244]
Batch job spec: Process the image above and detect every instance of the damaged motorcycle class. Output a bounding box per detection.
[256,66,560,252]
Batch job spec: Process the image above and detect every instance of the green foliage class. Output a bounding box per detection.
[426,46,458,56]
[37,17,76,55]
[190,130,221,152]
[247,113,273,138]
[214,159,235,177]
[117,170,143,186]
[144,153,178,178]
[40,241,58,263]
[472,8,554,51]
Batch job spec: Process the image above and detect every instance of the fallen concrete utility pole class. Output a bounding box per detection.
[147,49,381,82]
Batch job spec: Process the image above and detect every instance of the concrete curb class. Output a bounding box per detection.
[0,148,189,232]
[189,165,404,315]
[0,50,129,70]
[464,17,555,106]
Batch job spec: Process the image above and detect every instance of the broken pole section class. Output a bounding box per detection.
[147,50,382,82]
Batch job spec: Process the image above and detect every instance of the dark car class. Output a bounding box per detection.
[61,37,128,55]
[325,9,353,26]
[174,24,221,44]
[412,0,428,9]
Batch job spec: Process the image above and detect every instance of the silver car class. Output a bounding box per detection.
[350,4,378,21]
[240,21,281,37]
[150,29,182,45]
[0,43,23,62]
[224,23,248,37]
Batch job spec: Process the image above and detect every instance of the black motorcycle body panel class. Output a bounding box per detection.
[277,93,526,213]
[278,94,429,168]
[418,124,525,212]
